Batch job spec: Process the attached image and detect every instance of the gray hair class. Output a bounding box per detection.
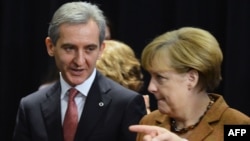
[48,1,106,45]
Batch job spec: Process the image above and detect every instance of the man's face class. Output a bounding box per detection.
[46,20,104,86]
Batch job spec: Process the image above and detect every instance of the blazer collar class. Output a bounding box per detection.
[154,94,229,140]
[205,93,229,122]
[40,72,113,141]
[75,71,112,141]
[41,81,64,141]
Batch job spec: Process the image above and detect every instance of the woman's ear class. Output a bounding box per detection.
[187,69,199,89]
[45,37,55,57]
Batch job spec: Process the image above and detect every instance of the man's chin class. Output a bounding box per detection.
[67,77,85,86]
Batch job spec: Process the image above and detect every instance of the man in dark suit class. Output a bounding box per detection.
[12,1,146,141]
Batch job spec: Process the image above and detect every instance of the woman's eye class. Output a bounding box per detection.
[156,74,164,79]
[156,74,168,83]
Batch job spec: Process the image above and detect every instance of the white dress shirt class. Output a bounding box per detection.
[60,69,96,124]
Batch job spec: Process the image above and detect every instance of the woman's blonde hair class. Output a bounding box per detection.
[141,27,223,91]
[97,40,144,92]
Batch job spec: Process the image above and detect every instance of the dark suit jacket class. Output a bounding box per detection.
[13,71,147,141]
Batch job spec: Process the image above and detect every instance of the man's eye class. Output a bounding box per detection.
[65,46,74,51]
[85,46,96,52]
[87,47,95,51]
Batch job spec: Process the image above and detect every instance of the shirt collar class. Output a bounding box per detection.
[60,69,96,99]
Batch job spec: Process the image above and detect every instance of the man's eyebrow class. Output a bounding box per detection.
[61,43,75,47]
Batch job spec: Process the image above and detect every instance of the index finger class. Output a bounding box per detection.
[129,125,165,134]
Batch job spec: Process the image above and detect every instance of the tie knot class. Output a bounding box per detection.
[68,88,78,100]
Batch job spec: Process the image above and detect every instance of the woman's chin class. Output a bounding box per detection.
[157,100,169,114]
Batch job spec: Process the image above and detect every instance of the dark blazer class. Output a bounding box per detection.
[13,71,147,141]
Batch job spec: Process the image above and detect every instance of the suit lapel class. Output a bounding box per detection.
[75,72,112,141]
[41,82,64,141]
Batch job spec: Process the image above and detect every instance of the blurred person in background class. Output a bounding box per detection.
[97,39,151,114]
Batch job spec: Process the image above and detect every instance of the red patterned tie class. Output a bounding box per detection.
[63,88,78,141]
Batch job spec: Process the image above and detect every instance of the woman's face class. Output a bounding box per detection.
[147,69,192,116]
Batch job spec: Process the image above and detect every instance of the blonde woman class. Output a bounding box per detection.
[130,27,250,141]
[97,40,151,114]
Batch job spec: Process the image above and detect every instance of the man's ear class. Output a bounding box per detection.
[45,37,55,57]
[187,69,199,89]
[98,41,105,59]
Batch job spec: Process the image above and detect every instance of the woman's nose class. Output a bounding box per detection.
[148,79,157,94]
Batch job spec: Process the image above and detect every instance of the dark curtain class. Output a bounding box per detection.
[1,0,249,140]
